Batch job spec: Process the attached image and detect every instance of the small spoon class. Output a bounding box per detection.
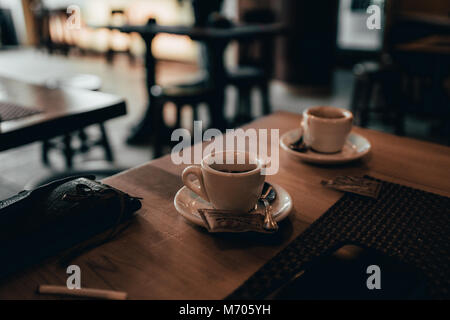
[260,183,278,232]
[289,134,309,153]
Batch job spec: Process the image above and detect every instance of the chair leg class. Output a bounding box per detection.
[358,78,372,128]
[99,123,114,162]
[152,100,165,158]
[106,49,114,64]
[193,105,199,122]
[208,93,227,132]
[42,140,50,166]
[235,86,252,125]
[78,129,89,153]
[351,77,364,115]
[63,134,74,169]
[175,104,182,129]
[260,81,271,115]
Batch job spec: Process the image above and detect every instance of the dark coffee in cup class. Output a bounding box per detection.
[210,163,257,174]
[308,108,346,119]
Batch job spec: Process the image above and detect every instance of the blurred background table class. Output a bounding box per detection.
[0,76,126,152]
[104,21,286,153]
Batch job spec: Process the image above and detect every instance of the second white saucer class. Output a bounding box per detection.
[280,128,371,164]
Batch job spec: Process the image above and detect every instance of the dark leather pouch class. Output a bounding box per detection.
[0,176,141,278]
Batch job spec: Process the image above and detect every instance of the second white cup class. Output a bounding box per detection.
[302,106,353,153]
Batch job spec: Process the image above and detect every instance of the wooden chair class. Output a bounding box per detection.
[350,59,404,134]
[149,84,221,157]
[227,9,276,125]
[42,74,114,168]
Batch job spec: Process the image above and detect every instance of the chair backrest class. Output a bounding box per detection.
[0,8,18,46]
[238,8,277,74]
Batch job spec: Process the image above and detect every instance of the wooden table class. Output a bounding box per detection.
[396,35,450,55]
[104,21,285,144]
[111,22,286,40]
[397,12,450,30]
[0,111,449,299]
[0,77,126,151]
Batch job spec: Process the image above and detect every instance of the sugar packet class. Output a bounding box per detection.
[321,176,381,199]
[198,209,275,233]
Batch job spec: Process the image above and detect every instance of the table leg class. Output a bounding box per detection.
[63,134,74,168]
[99,123,114,162]
[126,19,171,145]
[204,39,228,131]
[234,85,253,126]
[126,32,156,144]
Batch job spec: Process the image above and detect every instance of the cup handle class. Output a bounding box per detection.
[181,166,210,202]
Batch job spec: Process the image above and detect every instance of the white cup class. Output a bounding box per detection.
[302,106,353,153]
[181,151,265,212]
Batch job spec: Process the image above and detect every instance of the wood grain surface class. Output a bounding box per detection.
[0,111,449,299]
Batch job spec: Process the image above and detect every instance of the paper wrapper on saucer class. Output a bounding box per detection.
[321,176,381,199]
[198,209,274,233]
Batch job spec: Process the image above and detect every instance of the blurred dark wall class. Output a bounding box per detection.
[0,8,18,46]
[237,0,339,87]
[272,0,339,87]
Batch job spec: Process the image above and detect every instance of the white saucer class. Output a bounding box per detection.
[280,128,371,164]
[174,183,293,228]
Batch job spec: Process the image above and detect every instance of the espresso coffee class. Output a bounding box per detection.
[210,163,257,174]
[308,108,345,119]
[215,169,252,174]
